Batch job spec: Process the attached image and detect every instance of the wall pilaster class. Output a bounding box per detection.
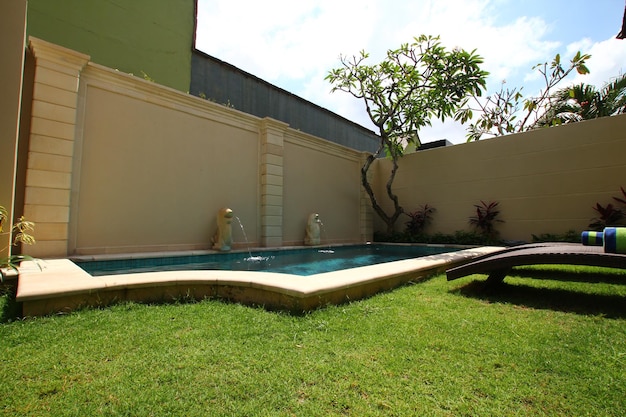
[259,118,288,247]
[24,37,89,257]
[0,0,27,260]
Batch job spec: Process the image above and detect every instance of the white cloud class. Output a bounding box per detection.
[196,0,381,82]
[196,0,625,144]
[568,37,626,88]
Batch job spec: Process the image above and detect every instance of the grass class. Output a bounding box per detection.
[1,266,625,416]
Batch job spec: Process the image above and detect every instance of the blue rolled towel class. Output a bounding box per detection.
[603,227,626,254]
[581,231,604,246]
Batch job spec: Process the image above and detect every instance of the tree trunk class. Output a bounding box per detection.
[360,151,404,235]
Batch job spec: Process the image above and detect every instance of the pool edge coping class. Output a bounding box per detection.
[15,246,504,316]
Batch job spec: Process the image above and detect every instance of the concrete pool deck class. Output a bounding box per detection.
[15,246,503,317]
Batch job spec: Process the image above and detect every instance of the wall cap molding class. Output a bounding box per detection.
[82,62,261,133]
[29,37,90,72]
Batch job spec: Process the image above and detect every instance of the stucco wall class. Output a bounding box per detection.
[373,114,626,241]
[69,71,367,255]
[19,38,626,257]
[26,0,195,92]
[0,0,27,258]
[71,67,260,254]
[22,39,368,257]
[283,134,362,246]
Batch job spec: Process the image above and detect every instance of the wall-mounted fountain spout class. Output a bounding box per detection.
[212,208,233,251]
[304,213,321,246]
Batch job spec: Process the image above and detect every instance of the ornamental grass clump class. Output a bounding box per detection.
[0,205,36,282]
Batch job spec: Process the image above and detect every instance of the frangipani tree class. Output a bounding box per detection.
[456,51,591,141]
[536,73,626,127]
[326,35,488,233]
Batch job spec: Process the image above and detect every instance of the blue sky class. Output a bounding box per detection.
[196,0,626,143]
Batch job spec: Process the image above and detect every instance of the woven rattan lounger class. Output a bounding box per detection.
[446,244,626,284]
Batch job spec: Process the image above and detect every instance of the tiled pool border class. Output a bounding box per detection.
[16,245,503,317]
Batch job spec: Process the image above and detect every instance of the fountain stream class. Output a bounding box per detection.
[318,221,334,254]
[234,216,267,262]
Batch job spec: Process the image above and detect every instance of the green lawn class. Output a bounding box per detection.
[1,267,625,416]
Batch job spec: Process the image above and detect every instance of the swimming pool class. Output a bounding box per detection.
[17,245,504,317]
[75,244,457,276]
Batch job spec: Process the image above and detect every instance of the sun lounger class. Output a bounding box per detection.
[446,244,626,284]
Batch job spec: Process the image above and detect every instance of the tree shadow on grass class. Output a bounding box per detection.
[510,266,626,285]
[451,274,626,319]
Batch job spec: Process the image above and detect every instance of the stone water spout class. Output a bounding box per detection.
[212,207,233,251]
[304,213,321,246]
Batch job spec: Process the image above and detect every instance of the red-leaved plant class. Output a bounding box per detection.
[588,186,626,231]
[405,204,436,235]
[589,203,624,231]
[613,186,626,207]
[469,200,503,240]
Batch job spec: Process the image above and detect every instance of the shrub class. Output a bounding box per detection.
[405,204,436,235]
[468,200,503,240]
[374,230,496,246]
[588,187,626,231]
[531,230,580,243]
[588,203,624,231]
[613,186,626,207]
[0,205,36,282]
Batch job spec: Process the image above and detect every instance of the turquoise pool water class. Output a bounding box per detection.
[75,244,457,276]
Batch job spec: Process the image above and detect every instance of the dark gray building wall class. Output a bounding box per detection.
[190,50,380,153]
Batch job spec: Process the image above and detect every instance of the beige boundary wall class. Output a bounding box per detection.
[19,38,626,258]
[23,38,370,258]
[0,0,27,259]
[374,114,626,241]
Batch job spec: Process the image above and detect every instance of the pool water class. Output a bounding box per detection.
[75,244,457,276]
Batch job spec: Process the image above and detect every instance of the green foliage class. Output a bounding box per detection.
[196,91,235,108]
[537,73,626,127]
[531,230,580,243]
[327,35,488,143]
[0,205,36,282]
[404,204,436,235]
[458,50,591,141]
[327,35,488,232]
[139,71,155,83]
[375,229,498,246]
[2,275,625,415]
[378,201,505,245]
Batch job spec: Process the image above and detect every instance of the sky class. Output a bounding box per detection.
[195,0,626,144]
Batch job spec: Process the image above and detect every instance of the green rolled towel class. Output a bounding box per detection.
[581,231,603,246]
[603,227,626,254]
